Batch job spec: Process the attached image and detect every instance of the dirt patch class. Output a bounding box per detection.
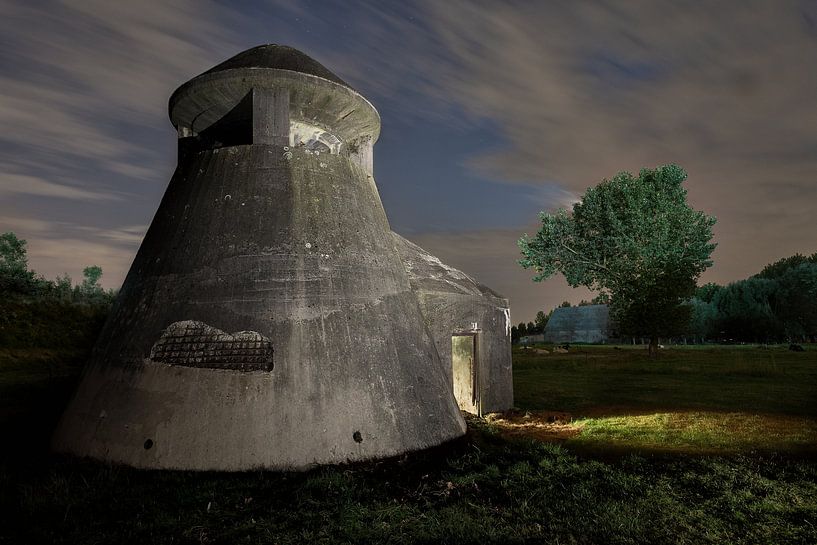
[485,410,583,442]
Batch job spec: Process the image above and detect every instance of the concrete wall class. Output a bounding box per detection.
[394,235,513,414]
[53,145,466,470]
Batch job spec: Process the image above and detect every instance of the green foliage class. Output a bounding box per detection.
[81,265,103,292]
[560,300,571,308]
[694,260,817,342]
[519,165,716,349]
[686,297,718,341]
[512,310,554,342]
[0,232,38,294]
[755,252,817,280]
[713,277,781,342]
[695,282,722,303]
[534,310,550,332]
[53,273,74,301]
[0,299,110,349]
[591,292,611,305]
[773,262,817,339]
[0,232,28,272]
[0,232,115,348]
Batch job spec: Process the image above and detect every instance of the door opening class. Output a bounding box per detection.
[451,331,480,415]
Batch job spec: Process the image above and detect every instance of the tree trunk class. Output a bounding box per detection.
[648,335,659,358]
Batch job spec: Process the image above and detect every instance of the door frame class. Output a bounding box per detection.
[452,328,482,416]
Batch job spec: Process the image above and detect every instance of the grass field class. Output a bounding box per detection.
[505,344,817,456]
[1,345,816,544]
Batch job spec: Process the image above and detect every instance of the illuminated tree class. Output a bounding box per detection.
[518,165,716,357]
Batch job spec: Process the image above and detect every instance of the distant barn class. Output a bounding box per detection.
[544,304,611,344]
[519,333,545,345]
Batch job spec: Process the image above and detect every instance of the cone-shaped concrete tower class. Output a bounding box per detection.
[53,45,467,470]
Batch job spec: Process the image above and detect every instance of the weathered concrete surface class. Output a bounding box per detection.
[53,145,465,470]
[53,45,513,470]
[170,66,380,144]
[544,304,610,344]
[394,234,513,414]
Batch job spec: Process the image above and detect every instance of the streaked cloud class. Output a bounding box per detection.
[0,173,121,201]
[0,0,239,287]
[366,1,817,294]
[0,215,145,287]
[0,0,241,194]
[1,0,815,320]
[26,237,136,286]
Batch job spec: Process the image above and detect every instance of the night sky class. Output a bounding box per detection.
[2,1,816,323]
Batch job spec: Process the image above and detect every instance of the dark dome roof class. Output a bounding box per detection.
[202,44,349,87]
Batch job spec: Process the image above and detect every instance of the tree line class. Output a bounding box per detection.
[511,250,817,345]
[0,232,116,349]
[516,164,816,352]
[687,252,817,343]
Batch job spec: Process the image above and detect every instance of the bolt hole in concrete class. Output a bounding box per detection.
[144,439,154,450]
[353,431,363,443]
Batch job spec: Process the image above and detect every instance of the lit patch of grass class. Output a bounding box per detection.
[569,412,817,455]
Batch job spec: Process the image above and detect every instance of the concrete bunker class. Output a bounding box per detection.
[53,45,512,471]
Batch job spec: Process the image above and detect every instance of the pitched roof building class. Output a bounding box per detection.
[544,304,612,344]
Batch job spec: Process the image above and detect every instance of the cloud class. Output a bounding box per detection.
[26,237,135,288]
[261,1,465,127]
[0,0,242,286]
[0,215,145,288]
[0,173,121,201]
[0,216,57,234]
[416,1,817,185]
[373,1,817,279]
[3,0,815,306]
[366,1,817,313]
[0,0,242,187]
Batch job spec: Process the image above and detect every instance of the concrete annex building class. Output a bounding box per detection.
[53,45,513,471]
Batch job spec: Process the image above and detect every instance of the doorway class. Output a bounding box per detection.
[451,332,480,415]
